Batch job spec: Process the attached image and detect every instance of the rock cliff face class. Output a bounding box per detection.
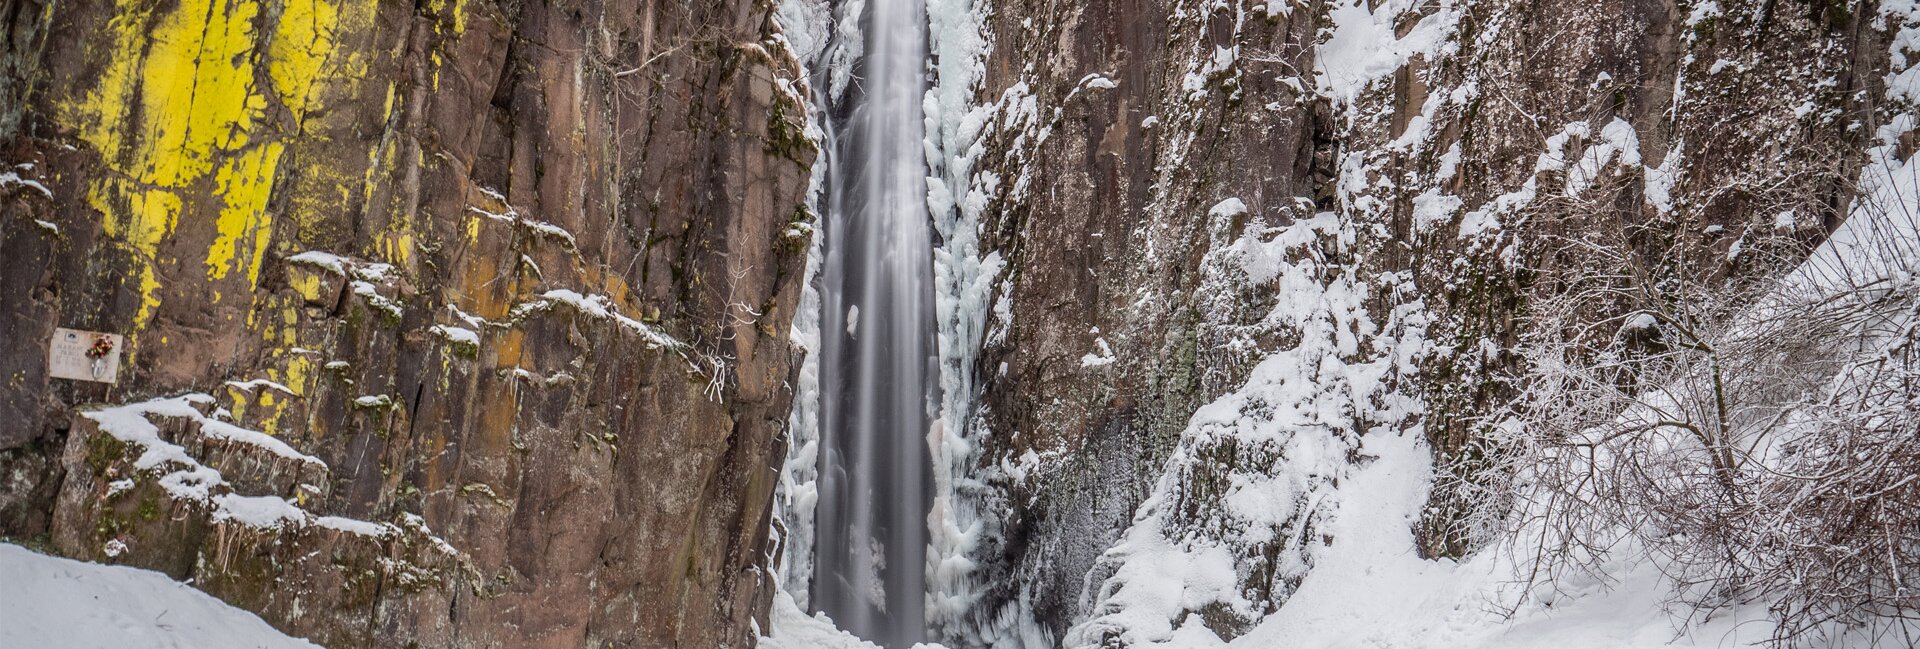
[938,2,1332,640]
[932,0,1911,644]
[0,0,815,646]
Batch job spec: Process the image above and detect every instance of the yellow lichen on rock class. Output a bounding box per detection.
[269,0,342,120]
[271,0,382,242]
[424,0,469,87]
[90,183,179,330]
[285,354,312,396]
[59,0,372,328]
[207,143,285,284]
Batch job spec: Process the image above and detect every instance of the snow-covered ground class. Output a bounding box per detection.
[0,543,321,648]
[1212,432,1796,649]
[761,591,955,649]
[758,434,1832,649]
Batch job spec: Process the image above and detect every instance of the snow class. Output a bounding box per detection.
[1645,138,1683,214]
[314,515,395,537]
[1080,335,1117,367]
[1208,197,1247,221]
[87,395,324,471]
[522,289,689,357]
[521,219,577,247]
[1048,3,1920,642]
[429,324,481,347]
[1788,112,1920,291]
[467,205,514,222]
[1413,189,1465,233]
[1068,206,1387,649]
[1884,1,1920,104]
[224,378,298,396]
[0,543,322,649]
[287,250,393,285]
[465,199,578,248]
[78,395,422,539]
[760,591,951,649]
[1412,143,1468,233]
[1688,0,1723,24]
[0,168,53,199]
[351,280,403,319]
[210,493,310,529]
[197,418,325,466]
[1219,433,1791,649]
[449,305,492,329]
[1066,420,1872,649]
[775,0,833,67]
[350,262,394,282]
[1314,0,1462,108]
[1453,119,1623,242]
[1622,312,1659,332]
[751,0,1920,647]
[1053,3,1920,648]
[285,250,348,274]
[1565,118,1643,198]
[1078,73,1117,90]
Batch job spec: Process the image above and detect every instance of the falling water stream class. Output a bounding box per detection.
[812,0,936,645]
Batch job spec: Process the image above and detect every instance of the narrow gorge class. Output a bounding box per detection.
[3,0,1919,648]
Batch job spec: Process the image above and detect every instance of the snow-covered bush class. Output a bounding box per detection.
[1457,175,1920,646]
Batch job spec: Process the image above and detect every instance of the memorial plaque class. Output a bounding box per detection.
[49,328,122,384]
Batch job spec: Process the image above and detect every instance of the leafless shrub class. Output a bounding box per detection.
[1455,173,1920,646]
[701,257,764,403]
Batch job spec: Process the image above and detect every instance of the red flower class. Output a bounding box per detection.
[86,336,115,360]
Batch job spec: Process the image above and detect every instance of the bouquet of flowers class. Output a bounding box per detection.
[86,336,115,360]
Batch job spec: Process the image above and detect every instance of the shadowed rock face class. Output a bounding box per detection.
[949,4,1332,640]
[0,0,815,646]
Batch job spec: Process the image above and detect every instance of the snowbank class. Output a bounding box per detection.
[759,591,894,649]
[0,543,321,649]
[760,590,954,649]
[1228,433,1801,649]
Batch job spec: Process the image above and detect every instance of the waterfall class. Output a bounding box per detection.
[812,0,936,645]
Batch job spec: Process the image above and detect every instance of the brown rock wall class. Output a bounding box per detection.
[0,0,816,646]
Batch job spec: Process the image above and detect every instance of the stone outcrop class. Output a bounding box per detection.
[0,0,816,646]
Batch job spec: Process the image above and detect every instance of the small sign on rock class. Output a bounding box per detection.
[50,328,123,384]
